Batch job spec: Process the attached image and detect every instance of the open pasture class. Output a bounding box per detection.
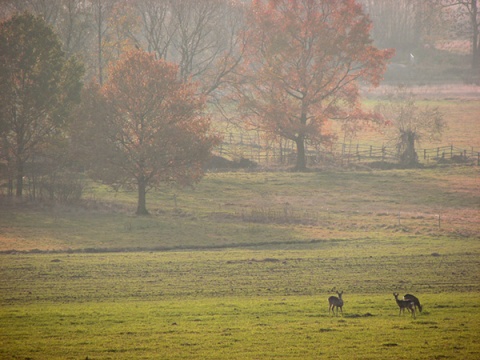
[1,166,479,253]
[0,167,479,359]
[1,249,479,360]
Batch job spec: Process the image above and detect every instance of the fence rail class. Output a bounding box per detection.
[213,131,479,167]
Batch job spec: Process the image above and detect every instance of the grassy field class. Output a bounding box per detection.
[1,250,479,359]
[1,167,478,252]
[0,98,479,359]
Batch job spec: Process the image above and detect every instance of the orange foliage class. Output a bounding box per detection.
[86,50,220,213]
[233,0,394,169]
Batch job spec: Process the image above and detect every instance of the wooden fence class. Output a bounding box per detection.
[214,131,479,167]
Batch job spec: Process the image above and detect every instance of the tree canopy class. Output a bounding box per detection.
[231,0,394,170]
[78,50,220,215]
[0,12,84,197]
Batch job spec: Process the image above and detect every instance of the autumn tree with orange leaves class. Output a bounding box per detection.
[232,0,394,170]
[79,50,219,215]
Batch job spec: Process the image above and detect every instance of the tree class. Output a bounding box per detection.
[92,0,117,85]
[441,0,480,73]
[359,0,441,53]
[134,0,246,98]
[3,0,247,96]
[0,13,84,197]
[231,0,393,170]
[79,50,220,215]
[376,87,446,167]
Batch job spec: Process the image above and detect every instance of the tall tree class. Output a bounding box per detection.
[359,0,441,52]
[232,0,393,170]
[3,0,247,94]
[54,0,94,59]
[79,50,220,215]
[134,0,246,98]
[0,13,83,197]
[90,0,120,85]
[133,0,175,59]
[2,1,99,80]
[442,0,480,72]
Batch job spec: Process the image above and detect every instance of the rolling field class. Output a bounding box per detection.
[0,98,479,359]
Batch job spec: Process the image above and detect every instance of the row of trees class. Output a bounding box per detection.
[2,0,477,77]
[0,0,461,214]
[358,0,479,72]
[0,0,245,98]
[0,12,220,214]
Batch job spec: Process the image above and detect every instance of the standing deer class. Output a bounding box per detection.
[393,293,415,319]
[404,294,422,313]
[328,291,344,316]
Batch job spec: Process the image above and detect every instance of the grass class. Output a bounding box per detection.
[0,99,479,359]
[1,251,479,359]
[1,295,479,359]
[1,167,478,252]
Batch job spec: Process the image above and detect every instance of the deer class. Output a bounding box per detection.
[393,293,416,319]
[328,291,344,316]
[404,294,422,313]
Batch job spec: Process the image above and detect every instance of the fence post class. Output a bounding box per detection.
[450,145,453,159]
[424,149,427,160]
[370,145,373,157]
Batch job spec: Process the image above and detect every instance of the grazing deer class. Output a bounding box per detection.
[393,293,415,319]
[404,294,422,313]
[328,291,344,316]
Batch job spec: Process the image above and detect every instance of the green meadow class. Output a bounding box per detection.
[1,250,479,359]
[1,99,479,359]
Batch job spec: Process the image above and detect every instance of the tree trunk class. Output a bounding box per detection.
[15,161,24,197]
[97,0,104,85]
[295,136,307,171]
[136,175,149,215]
[401,131,418,166]
[471,0,479,72]
[8,178,13,197]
